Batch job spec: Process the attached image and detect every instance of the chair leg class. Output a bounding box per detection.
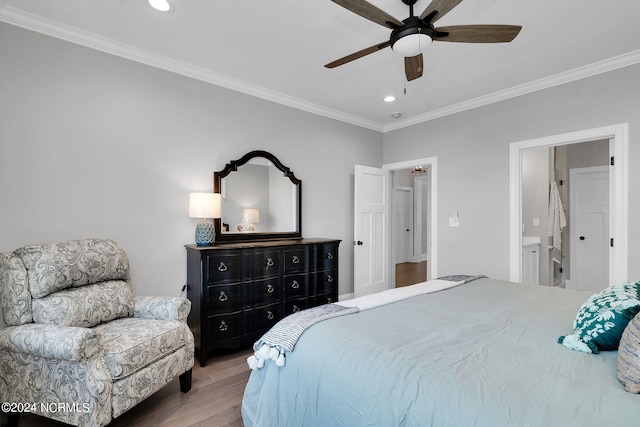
[6,411,20,427]
[179,368,192,393]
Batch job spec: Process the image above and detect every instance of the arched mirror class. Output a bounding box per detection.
[214,151,302,242]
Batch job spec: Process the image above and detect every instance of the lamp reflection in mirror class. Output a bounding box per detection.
[189,192,221,246]
[242,208,260,232]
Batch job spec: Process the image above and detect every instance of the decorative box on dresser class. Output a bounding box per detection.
[186,238,340,366]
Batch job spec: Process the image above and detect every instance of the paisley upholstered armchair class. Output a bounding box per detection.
[0,238,194,427]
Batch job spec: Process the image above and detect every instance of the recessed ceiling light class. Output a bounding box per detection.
[148,0,173,12]
[391,112,402,119]
[384,96,396,103]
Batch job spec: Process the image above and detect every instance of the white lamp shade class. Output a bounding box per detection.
[242,208,260,223]
[189,193,221,219]
[392,33,433,57]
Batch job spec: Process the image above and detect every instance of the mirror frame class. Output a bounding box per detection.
[213,150,302,242]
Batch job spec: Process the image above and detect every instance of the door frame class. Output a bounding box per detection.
[509,123,628,284]
[383,157,438,284]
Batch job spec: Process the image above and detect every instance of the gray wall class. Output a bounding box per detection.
[383,64,640,282]
[2,21,639,329]
[0,23,382,327]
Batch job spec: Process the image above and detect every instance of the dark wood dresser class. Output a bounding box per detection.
[185,238,340,366]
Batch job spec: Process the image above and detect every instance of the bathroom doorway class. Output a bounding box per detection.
[509,123,628,289]
[521,140,609,288]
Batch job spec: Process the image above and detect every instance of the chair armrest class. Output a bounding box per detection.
[133,296,191,322]
[0,324,101,361]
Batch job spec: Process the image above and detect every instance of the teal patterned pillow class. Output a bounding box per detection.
[558,282,640,354]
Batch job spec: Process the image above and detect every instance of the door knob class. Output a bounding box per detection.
[353,241,363,246]
[580,236,586,240]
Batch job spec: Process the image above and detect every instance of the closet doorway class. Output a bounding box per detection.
[509,123,629,289]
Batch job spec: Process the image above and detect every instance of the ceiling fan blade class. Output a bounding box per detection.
[325,41,391,68]
[330,0,404,29]
[404,54,424,81]
[419,0,463,23]
[434,25,522,43]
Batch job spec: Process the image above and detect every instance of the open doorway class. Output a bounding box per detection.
[509,123,628,289]
[521,140,609,290]
[382,158,437,288]
[393,166,430,287]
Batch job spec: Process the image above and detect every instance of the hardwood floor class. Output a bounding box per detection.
[7,348,253,427]
[395,261,427,287]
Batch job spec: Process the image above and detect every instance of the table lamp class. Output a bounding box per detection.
[189,192,221,246]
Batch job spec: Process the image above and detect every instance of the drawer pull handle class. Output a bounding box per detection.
[267,311,274,320]
[265,258,274,269]
[218,291,228,302]
[218,262,228,272]
[219,321,228,332]
[266,284,275,293]
[327,275,334,283]
[291,280,300,289]
[326,253,334,260]
[292,305,300,313]
[291,255,300,264]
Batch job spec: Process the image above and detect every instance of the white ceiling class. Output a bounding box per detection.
[2,0,640,132]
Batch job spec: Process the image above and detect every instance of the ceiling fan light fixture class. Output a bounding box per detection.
[391,33,432,57]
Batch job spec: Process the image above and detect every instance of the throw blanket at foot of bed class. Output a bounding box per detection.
[247,275,485,369]
[247,304,359,369]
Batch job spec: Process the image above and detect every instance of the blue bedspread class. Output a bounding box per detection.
[242,278,640,426]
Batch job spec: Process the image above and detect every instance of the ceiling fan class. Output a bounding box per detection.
[325,0,522,81]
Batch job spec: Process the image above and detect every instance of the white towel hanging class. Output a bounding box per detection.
[548,180,566,252]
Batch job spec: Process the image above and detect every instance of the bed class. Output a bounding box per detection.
[241,277,640,426]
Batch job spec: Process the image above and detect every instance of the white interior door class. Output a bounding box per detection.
[394,187,413,264]
[570,166,609,292]
[354,165,390,298]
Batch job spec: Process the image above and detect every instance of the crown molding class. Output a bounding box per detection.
[0,5,383,132]
[1,4,638,135]
[383,49,640,133]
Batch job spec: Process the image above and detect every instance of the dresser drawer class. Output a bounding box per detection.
[283,248,308,274]
[208,311,242,348]
[283,274,309,299]
[252,249,280,279]
[284,298,308,315]
[251,277,280,306]
[316,269,337,295]
[206,284,243,314]
[247,303,280,336]
[205,253,244,284]
[316,243,339,271]
[316,291,336,306]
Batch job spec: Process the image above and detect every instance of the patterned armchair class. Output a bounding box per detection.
[0,238,194,427]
